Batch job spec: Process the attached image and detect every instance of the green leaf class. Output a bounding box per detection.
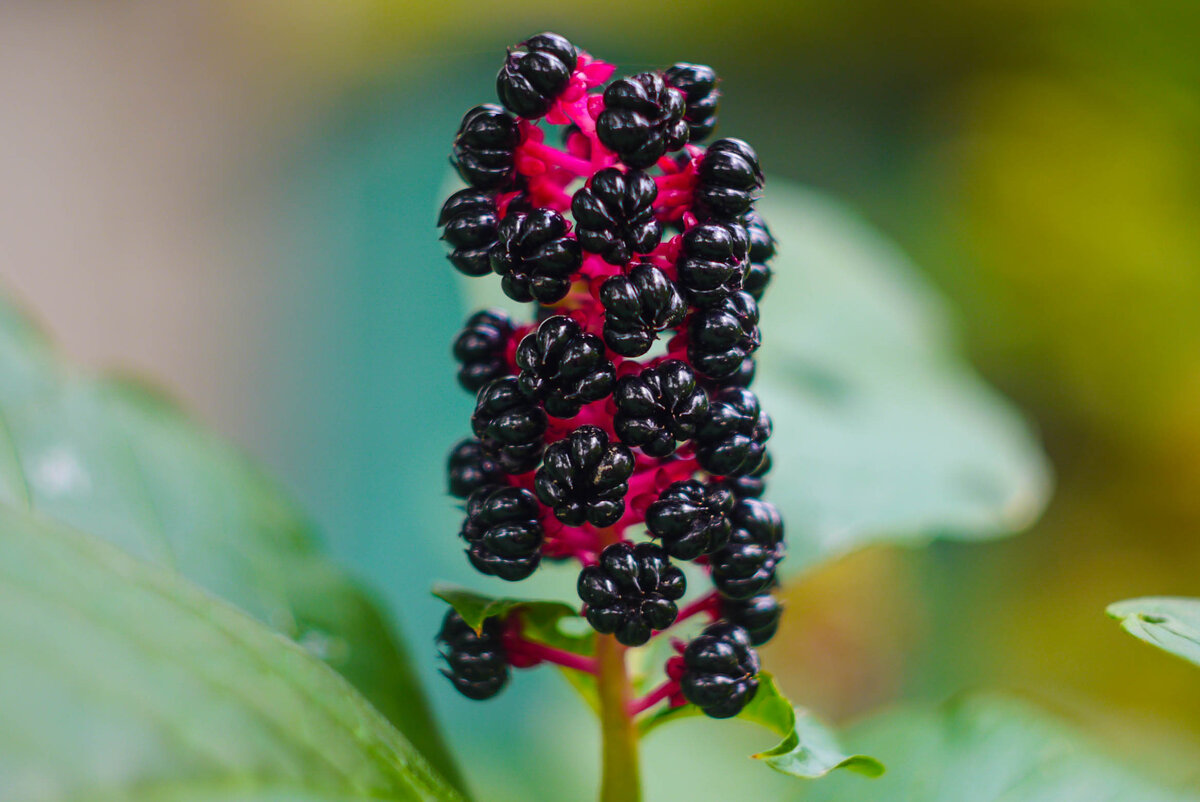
[796,695,1195,802]
[640,673,882,781]
[1108,597,1200,668]
[0,501,462,802]
[0,294,459,784]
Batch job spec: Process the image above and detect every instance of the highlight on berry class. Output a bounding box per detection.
[436,31,781,725]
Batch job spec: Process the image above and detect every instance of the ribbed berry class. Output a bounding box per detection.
[695,138,764,220]
[452,104,520,190]
[599,264,686,357]
[471,377,547,474]
[447,438,504,499]
[578,541,686,646]
[612,360,708,457]
[644,479,733,560]
[496,32,578,119]
[717,451,770,499]
[571,168,662,265]
[438,189,498,277]
[491,208,582,304]
[722,593,782,646]
[437,609,509,700]
[687,290,761,380]
[664,63,719,142]
[677,221,750,307]
[695,387,771,477]
[742,210,775,301]
[453,309,514,393]
[516,316,615,418]
[713,355,756,389]
[596,72,689,169]
[534,425,634,526]
[710,498,784,599]
[461,485,544,581]
[680,621,759,718]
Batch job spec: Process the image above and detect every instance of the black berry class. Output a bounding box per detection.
[534,425,634,527]
[742,210,775,301]
[717,451,770,499]
[677,221,750,307]
[680,621,759,718]
[644,479,733,560]
[438,189,498,277]
[664,63,719,142]
[687,290,761,380]
[461,485,544,581]
[572,168,662,265]
[710,498,785,600]
[599,264,687,357]
[437,609,509,700]
[496,32,578,118]
[453,309,514,393]
[491,208,583,304]
[695,138,764,220]
[516,315,615,418]
[447,438,504,499]
[722,593,782,646]
[471,377,548,474]
[612,360,708,457]
[695,387,771,477]
[596,72,689,169]
[452,104,520,190]
[578,541,686,646]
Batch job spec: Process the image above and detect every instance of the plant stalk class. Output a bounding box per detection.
[596,632,640,802]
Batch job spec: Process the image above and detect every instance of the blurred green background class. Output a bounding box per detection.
[2,0,1198,798]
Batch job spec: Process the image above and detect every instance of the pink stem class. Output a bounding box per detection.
[675,592,720,625]
[654,172,695,190]
[628,680,679,716]
[655,189,693,207]
[509,637,599,674]
[520,139,594,176]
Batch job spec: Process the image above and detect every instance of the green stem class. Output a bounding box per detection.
[596,632,640,802]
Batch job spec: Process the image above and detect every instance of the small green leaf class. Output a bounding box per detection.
[1108,597,1200,668]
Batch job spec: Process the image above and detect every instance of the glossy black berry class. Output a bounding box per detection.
[496,32,578,118]
[578,541,686,646]
[534,425,634,527]
[680,621,759,718]
[742,210,775,301]
[438,189,498,277]
[687,290,761,380]
[695,387,771,477]
[596,72,689,169]
[664,63,719,142]
[491,208,582,304]
[516,316,615,418]
[460,485,544,581]
[717,451,770,499]
[447,438,504,499]
[695,138,764,220]
[471,377,548,474]
[453,309,514,393]
[645,479,733,560]
[710,498,785,600]
[438,610,509,700]
[572,168,662,265]
[452,105,520,190]
[722,593,782,646]
[713,355,756,389]
[677,221,750,307]
[612,360,708,458]
[599,264,686,357]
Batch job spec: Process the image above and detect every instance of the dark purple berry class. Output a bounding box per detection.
[680,621,759,718]
[452,104,520,190]
[695,387,771,477]
[695,138,764,220]
[677,221,750,307]
[664,63,719,142]
[491,208,582,304]
[460,485,544,581]
[596,72,689,169]
[710,498,784,600]
[722,593,782,646]
[453,309,513,393]
[717,451,770,499]
[438,189,498,277]
[534,425,634,527]
[742,210,775,301]
[578,541,686,646]
[438,609,510,700]
[447,438,504,499]
[471,377,547,474]
[612,360,708,457]
[687,290,761,380]
[496,32,578,118]
[516,316,615,418]
[572,168,662,265]
[644,479,733,560]
[599,264,686,357]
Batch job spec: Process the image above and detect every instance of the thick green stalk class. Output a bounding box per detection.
[596,632,640,802]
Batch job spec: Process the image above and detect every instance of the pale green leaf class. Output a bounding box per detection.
[1108,597,1200,668]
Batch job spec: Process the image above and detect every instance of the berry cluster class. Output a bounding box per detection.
[438,33,783,721]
